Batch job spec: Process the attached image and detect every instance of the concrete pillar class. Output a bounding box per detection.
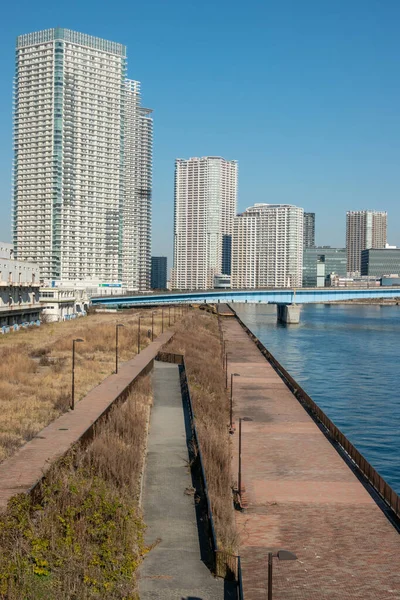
[277,303,300,324]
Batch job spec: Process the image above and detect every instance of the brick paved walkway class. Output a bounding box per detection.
[222,318,400,600]
[0,331,174,511]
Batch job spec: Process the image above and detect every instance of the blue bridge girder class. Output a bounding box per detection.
[91,287,400,307]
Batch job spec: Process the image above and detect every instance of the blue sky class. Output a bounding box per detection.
[0,0,399,267]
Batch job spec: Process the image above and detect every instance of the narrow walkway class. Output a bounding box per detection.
[222,317,400,600]
[139,361,225,600]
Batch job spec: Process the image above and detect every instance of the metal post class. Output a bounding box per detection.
[268,552,273,600]
[137,316,141,354]
[116,324,119,374]
[230,373,234,430]
[151,312,154,341]
[71,340,76,411]
[162,307,164,333]
[71,338,83,410]
[225,353,228,389]
[168,306,171,326]
[238,417,242,494]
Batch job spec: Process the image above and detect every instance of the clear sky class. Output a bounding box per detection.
[0,0,399,267]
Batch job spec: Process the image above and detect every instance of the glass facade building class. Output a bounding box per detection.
[151,257,167,289]
[361,249,400,277]
[303,247,347,287]
[303,212,315,248]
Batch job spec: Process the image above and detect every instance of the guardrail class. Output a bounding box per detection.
[156,350,245,598]
[231,308,400,522]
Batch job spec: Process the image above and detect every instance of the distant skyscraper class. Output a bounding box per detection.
[346,210,387,274]
[232,204,304,288]
[172,157,237,290]
[123,80,153,290]
[13,28,152,289]
[151,257,167,289]
[303,213,315,248]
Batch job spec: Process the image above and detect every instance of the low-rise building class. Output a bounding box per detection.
[361,248,400,277]
[0,242,41,333]
[40,287,90,322]
[328,274,381,287]
[214,274,231,289]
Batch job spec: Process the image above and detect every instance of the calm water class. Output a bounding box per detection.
[234,303,400,494]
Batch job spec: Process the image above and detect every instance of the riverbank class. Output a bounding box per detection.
[222,313,400,600]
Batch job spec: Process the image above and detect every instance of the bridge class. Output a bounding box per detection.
[91,287,400,323]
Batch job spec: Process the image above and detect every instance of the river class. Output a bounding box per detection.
[234,302,400,494]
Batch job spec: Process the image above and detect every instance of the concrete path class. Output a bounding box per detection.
[222,317,400,600]
[138,361,225,600]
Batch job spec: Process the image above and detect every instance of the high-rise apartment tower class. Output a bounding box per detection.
[172,157,237,290]
[346,210,387,274]
[232,204,304,288]
[303,212,315,248]
[13,28,152,289]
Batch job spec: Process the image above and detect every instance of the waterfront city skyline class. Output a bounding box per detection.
[0,0,400,266]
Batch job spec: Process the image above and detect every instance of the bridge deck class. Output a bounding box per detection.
[222,317,400,600]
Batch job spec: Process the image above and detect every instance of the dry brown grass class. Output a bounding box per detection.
[164,309,236,551]
[0,374,152,599]
[0,309,170,462]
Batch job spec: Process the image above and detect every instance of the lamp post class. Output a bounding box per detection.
[238,416,253,498]
[137,316,141,354]
[71,338,84,410]
[230,373,240,432]
[268,550,297,600]
[115,324,124,374]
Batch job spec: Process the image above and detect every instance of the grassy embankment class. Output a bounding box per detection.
[0,374,152,600]
[0,310,169,463]
[165,308,236,551]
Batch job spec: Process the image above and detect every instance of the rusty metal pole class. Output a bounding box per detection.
[238,417,242,494]
[71,340,76,410]
[268,552,273,600]
[137,316,141,354]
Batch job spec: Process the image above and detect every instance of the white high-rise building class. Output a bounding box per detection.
[172,157,237,290]
[123,80,153,290]
[232,204,304,288]
[13,28,152,289]
[346,210,387,275]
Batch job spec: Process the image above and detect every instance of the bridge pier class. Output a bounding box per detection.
[277,303,300,324]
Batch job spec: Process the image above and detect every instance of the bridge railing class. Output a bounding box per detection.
[231,309,400,522]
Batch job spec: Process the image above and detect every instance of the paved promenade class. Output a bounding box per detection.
[0,331,174,511]
[222,317,400,600]
[138,362,225,599]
